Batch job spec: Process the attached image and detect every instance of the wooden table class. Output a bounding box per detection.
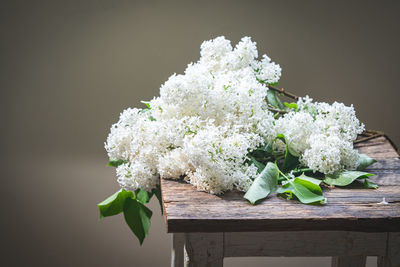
[161,136,400,267]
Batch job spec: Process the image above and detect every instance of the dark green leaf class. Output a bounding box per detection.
[362,179,379,189]
[97,189,134,219]
[123,198,153,245]
[108,159,127,167]
[294,174,323,194]
[275,134,300,172]
[277,180,326,204]
[356,154,377,171]
[262,143,273,154]
[267,89,285,110]
[252,143,273,156]
[323,171,374,187]
[249,149,265,159]
[282,150,299,172]
[152,185,163,215]
[249,156,266,173]
[135,188,153,204]
[278,175,325,204]
[244,162,279,204]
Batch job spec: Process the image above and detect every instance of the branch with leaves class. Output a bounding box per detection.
[99,84,381,245]
[240,84,379,205]
[99,36,384,246]
[264,83,385,145]
[244,132,377,205]
[98,175,163,244]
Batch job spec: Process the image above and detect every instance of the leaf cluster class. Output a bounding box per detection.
[266,89,298,116]
[245,134,378,205]
[98,160,163,245]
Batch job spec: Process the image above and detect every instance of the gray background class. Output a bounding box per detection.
[1,0,399,266]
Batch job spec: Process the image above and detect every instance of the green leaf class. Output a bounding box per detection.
[275,134,300,172]
[244,162,279,205]
[249,145,273,160]
[252,143,273,156]
[284,102,298,111]
[97,189,134,219]
[282,149,299,172]
[262,143,273,154]
[140,101,151,109]
[249,156,266,173]
[357,154,377,171]
[152,185,163,215]
[323,171,374,187]
[135,188,153,204]
[108,159,127,167]
[275,134,300,156]
[277,180,326,204]
[123,198,153,245]
[293,174,323,194]
[267,89,285,110]
[267,82,279,87]
[362,179,379,189]
[249,149,264,159]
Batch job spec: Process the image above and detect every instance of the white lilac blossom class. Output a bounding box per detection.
[105,36,364,194]
[256,55,282,84]
[273,96,364,174]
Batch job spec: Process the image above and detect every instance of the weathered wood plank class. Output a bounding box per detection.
[165,215,400,233]
[224,231,386,257]
[163,180,400,232]
[332,256,366,267]
[184,233,223,267]
[355,136,399,160]
[171,233,184,267]
[163,183,400,203]
[162,136,400,233]
[377,232,400,267]
[365,158,400,186]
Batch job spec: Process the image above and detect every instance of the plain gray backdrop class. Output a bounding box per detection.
[1,1,399,266]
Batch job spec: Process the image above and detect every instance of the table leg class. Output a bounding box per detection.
[331,256,366,267]
[377,232,400,267]
[171,233,185,267]
[184,233,223,267]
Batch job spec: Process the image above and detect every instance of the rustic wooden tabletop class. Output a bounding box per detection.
[161,136,400,233]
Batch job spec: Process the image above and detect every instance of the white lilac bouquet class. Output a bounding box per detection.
[97,36,377,244]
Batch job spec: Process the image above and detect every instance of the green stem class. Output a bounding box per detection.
[292,168,313,175]
[268,107,287,114]
[267,85,299,100]
[276,165,291,182]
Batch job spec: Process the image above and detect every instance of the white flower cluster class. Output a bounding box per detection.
[105,36,364,194]
[274,96,364,174]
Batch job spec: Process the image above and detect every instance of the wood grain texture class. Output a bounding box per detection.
[223,231,387,257]
[377,232,400,267]
[184,233,223,267]
[332,256,366,267]
[162,136,400,233]
[171,233,184,267]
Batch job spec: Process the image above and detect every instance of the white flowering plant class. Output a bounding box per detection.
[98,36,378,244]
